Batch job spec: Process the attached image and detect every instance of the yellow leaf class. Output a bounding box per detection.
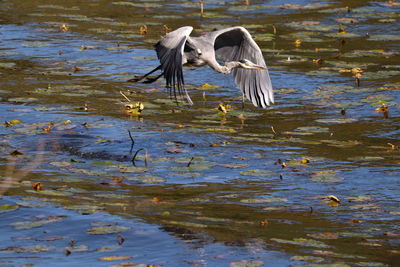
[326,195,340,204]
[99,256,132,261]
[59,24,69,32]
[351,67,364,74]
[4,119,23,127]
[301,158,310,164]
[201,83,221,89]
[294,39,302,46]
[125,102,144,115]
[139,25,147,35]
[217,103,231,114]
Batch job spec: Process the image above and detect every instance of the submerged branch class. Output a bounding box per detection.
[131,148,148,167]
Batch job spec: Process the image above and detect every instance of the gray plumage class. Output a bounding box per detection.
[133,26,273,108]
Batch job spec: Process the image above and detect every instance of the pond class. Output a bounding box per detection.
[0,0,399,266]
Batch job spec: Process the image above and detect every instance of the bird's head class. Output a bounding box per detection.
[238,59,266,70]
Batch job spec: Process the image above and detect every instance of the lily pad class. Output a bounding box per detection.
[294,126,330,134]
[127,175,165,184]
[0,204,19,213]
[11,216,66,230]
[0,245,54,253]
[310,170,343,182]
[87,225,130,235]
[240,197,288,203]
[26,189,73,197]
[290,255,324,263]
[8,97,38,103]
[0,62,16,69]
[99,255,132,261]
[368,34,400,41]
[346,196,373,202]
[67,244,89,252]
[271,237,330,248]
[315,118,357,124]
[240,169,275,177]
[229,260,264,267]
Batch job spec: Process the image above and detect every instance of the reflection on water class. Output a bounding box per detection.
[0,0,399,266]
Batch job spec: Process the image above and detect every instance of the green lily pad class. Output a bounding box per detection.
[8,97,38,103]
[346,196,373,202]
[87,225,130,235]
[290,255,324,263]
[229,260,264,267]
[118,165,148,173]
[67,245,89,252]
[368,34,400,41]
[321,139,362,148]
[0,62,16,69]
[240,169,275,177]
[11,216,65,230]
[0,204,19,213]
[96,245,120,252]
[22,41,49,47]
[127,175,165,184]
[271,237,330,248]
[315,118,358,124]
[50,161,72,167]
[25,189,73,197]
[348,156,385,161]
[310,170,344,182]
[360,94,396,106]
[94,193,131,199]
[67,168,106,176]
[339,232,373,238]
[64,204,105,214]
[325,32,360,38]
[240,197,288,203]
[294,126,330,134]
[254,33,275,42]
[0,245,54,253]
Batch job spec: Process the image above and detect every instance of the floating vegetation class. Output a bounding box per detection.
[0,0,399,266]
[310,170,344,183]
[87,225,131,235]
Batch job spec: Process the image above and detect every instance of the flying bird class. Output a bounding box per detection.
[130,26,273,108]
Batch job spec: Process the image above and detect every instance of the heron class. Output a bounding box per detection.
[130,26,273,108]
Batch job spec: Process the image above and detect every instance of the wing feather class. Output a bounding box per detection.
[154,26,193,104]
[212,27,273,108]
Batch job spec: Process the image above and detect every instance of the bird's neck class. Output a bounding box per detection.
[209,61,241,74]
[224,61,241,73]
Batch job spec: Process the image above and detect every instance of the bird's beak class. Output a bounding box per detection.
[251,65,266,70]
[244,62,266,70]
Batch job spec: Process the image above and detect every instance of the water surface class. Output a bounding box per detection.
[0,0,399,266]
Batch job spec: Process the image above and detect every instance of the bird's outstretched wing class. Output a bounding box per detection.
[154,26,193,104]
[211,27,273,108]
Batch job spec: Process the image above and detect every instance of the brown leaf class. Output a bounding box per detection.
[10,150,23,156]
[33,182,42,192]
[139,25,147,35]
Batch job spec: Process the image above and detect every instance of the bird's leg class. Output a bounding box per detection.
[127,65,161,82]
[242,93,245,110]
[143,72,164,84]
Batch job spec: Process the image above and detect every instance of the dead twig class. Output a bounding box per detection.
[128,130,135,153]
[120,91,131,102]
[131,148,148,167]
[187,157,195,167]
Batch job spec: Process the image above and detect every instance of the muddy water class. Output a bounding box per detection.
[0,0,399,266]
